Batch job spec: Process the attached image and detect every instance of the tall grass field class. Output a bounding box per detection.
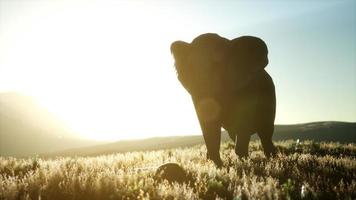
[1,140,355,200]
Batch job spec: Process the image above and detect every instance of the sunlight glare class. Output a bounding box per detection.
[0,0,203,141]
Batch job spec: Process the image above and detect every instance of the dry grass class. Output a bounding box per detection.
[1,140,355,200]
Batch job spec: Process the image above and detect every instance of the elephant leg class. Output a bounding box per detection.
[235,132,251,158]
[200,120,223,167]
[257,127,277,158]
[192,97,223,167]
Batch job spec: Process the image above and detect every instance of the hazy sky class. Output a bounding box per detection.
[0,0,355,141]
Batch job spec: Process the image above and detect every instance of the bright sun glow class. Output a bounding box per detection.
[0,0,208,141]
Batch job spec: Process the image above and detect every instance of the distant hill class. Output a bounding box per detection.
[45,121,356,157]
[269,121,356,142]
[1,93,355,158]
[0,92,103,156]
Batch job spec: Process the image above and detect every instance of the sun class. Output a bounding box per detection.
[0,0,205,141]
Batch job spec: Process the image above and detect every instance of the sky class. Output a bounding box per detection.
[0,0,355,141]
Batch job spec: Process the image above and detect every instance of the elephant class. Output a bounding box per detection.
[170,33,277,167]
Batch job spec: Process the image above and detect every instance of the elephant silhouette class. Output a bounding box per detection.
[171,33,277,167]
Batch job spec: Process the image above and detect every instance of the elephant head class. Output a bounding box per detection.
[170,33,229,97]
[171,34,269,95]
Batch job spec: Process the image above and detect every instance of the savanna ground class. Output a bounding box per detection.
[0,140,355,200]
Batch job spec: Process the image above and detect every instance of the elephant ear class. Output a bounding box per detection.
[227,36,269,92]
[230,36,269,72]
[170,40,192,92]
[171,40,190,63]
